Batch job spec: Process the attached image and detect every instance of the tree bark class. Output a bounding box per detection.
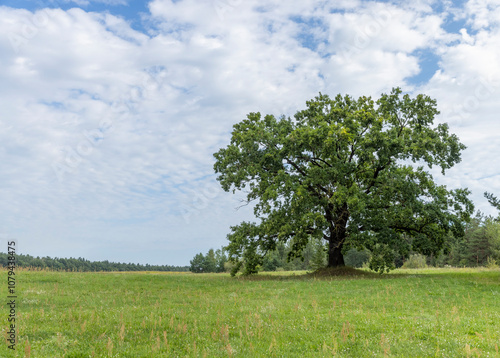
[326,203,349,268]
[327,240,345,267]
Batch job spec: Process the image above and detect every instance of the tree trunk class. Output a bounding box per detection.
[327,240,345,267]
[325,202,349,268]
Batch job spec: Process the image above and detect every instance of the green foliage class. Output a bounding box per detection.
[486,218,500,261]
[223,260,234,273]
[189,253,205,273]
[465,224,490,266]
[437,213,500,267]
[189,248,228,273]
[486,256,499,269]
[217,238,328,273]
[401,254,428,269]
[214,88,473,275]
[249,239,325,272]
[344,248,371,268]
[310,238,328,270]
[203,249,217,273]
[262,250,281,271]
[485,192,500,216]
[368,244,396,273]
[215,249,227,273]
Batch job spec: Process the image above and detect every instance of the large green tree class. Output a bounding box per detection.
[214,88,473,275]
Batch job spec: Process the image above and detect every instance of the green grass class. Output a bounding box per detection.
[2,268,500,357]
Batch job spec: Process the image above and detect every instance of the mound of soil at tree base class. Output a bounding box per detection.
[307,266,378,278]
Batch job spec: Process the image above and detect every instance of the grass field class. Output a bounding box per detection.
[1,267,500,357]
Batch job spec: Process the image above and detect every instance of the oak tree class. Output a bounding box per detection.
[214,88,473,274]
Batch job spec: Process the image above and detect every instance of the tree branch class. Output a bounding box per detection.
[365,160,392,194]
[285,157,330,197]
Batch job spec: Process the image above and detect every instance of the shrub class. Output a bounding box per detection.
[223,261,235,273]
[402,254,428,269]
[486,256,499,269]
[344,248,371,268]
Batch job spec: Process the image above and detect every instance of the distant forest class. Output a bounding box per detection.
[0,253,189,272]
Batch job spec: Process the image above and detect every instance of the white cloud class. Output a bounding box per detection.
[418,0,500,216]
[58,0,129,6]
[1,0,499,265]
[465,0,500,29]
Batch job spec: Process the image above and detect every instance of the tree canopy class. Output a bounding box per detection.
[214,88,474,275]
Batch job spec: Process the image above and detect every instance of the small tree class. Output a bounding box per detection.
[486,219,500,263]
[215,249,228,273]
[344,248,371,268]
[215,88,473,275]
[262,250,281,271]
[189,253,205,273]
[401,254,428,269]
[466,225,490,266]
[202,249,217,273]
[310,238,327,270]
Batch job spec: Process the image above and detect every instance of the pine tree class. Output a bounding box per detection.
[203,249,217,273]
[189,253,205,273]
[310,238,327,270]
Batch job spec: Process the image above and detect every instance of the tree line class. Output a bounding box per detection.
[190,211,500,273]
[434,212,500,267]
[0,253,189,272]
[190,239,370,273]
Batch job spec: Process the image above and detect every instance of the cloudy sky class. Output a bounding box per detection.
[1,0,499,266]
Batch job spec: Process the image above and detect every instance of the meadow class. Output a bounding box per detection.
[1,267,499,357]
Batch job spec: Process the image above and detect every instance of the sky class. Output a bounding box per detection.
[1,0,499,266]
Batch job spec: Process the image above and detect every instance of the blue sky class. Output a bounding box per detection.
[1,0,499,266]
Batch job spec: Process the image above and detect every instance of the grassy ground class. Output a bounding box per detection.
[1,267,500,357]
